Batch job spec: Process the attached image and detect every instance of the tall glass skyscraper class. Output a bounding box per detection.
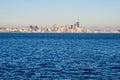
[76,22,80,27]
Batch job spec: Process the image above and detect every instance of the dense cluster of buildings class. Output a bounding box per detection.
[0,22,120,33]
[0,22,82,33]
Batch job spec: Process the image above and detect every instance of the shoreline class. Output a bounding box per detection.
[0,32,120,34]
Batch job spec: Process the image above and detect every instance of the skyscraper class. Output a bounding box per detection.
[70,25,73,29]
[74,24,77,27]
[76,22,80,27]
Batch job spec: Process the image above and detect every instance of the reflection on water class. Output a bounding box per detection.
[0,33,120,80]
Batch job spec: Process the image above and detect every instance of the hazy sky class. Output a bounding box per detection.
[0,0,120,26]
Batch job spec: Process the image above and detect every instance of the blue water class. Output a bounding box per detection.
[0,33,120,80]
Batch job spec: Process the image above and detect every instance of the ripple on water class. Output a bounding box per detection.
[0,34,120,79]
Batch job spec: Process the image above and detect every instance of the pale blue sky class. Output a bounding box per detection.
[0,0,120,26]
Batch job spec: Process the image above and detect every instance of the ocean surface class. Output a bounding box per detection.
[0,33,120,80]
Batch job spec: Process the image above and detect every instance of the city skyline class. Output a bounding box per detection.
[0,0,120,26]
[0,21,120,33]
